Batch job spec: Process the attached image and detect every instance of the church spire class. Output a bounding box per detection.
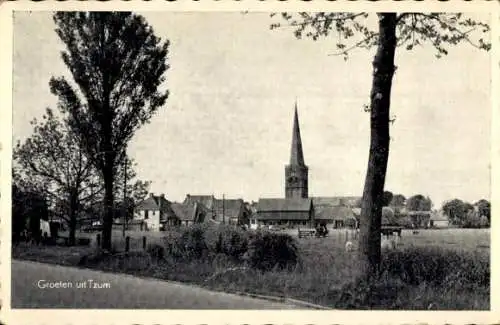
[290,101,305,166]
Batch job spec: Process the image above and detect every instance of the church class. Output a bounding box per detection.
[254,103,360,229]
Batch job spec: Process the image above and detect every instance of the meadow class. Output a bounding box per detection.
[13,226,490,309]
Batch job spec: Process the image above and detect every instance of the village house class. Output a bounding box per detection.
[170,202,207,226]
[429,210,450,228]
[134,193,178,230]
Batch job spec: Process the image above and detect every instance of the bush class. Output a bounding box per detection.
[210,224,249,261]
[163,229,184,258]
[245,231,299,271]
[147,243,165,261]
[180,225,208,259]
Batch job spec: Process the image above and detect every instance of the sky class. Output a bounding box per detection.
[12,11,492,208]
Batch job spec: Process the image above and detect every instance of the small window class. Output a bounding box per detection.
[145,210,149,219]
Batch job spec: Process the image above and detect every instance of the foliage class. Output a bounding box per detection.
[382,191,393,207]
[13,108,98,244]
[475,199,490,222]
[50,12,170,249]
[406,194,433,211]
[245,231,299,271]
[146,243,165,261]
[270,13,490,59]
[389,194,406,208]
[381,206,396,225]
[442,199,473,226]
[179,225,209,259]
[207,224,250,261]
[12,184,49,243]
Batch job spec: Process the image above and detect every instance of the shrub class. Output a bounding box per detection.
[180,225,208,259]
[245,231,299,271]
[211,224,249,261]
[147,243,165,261]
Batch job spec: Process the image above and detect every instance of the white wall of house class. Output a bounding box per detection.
[145,210,160,231]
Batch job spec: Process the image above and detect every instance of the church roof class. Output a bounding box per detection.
[312,196,361,207]
[289,103,306,166]
[257,198,312,212]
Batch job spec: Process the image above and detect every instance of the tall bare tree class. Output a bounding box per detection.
[270,12,490,277]
[50,12,170,250]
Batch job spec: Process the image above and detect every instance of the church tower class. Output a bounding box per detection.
[285,103,308,199]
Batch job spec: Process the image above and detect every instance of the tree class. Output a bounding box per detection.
[270,12,490,277]
[390,194,406,208]
[12,182,49,244]
[475,199,490,222]
[382,191,393,207]
[50,12,170,250]
[14,108,98,245]
[442,198,471,226]
[406,194,432,211]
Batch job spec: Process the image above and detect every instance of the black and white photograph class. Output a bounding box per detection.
[2,2,497,317]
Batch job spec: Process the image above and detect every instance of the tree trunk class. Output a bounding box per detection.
[68,192,78,246]
[102,161,114,251]
[358,13,397,279]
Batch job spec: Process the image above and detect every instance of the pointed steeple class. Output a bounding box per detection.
[290,101,305,166]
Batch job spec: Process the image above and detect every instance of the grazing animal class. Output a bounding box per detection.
[345,241,354,252]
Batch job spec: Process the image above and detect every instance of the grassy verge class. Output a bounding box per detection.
[12,225,490,310]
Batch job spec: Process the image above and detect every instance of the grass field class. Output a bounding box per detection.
[13,227,490,309]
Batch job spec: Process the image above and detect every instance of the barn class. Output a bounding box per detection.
[256,198,314,228]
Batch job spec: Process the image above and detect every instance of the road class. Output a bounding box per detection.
[12,260,303,309]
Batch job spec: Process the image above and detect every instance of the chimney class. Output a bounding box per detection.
[149,193,154,199]
[160,193,165,199]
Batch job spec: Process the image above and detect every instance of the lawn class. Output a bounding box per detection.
[12,226,490,309]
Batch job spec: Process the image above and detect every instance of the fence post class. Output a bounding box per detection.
[142,236,146,250]
[125,236,130,252]
[96,234,101,248]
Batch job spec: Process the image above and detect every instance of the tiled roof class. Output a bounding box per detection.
[315,206,355,220]
[213,198,244,219]
[312,196,361,207]
[257,198,312,212]
[170,202,197,221]
[136,195,161,210]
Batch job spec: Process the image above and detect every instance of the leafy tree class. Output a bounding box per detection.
[390,194,406,208]
[50,12,170,250]
[475,199,490,222]
[406,194,432,211]
[14,108,98,245]
[270,12,490,276]
[12,182,49,244]
[442,198,472,226]
[381,206,396,225]
[382,191,393,207]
